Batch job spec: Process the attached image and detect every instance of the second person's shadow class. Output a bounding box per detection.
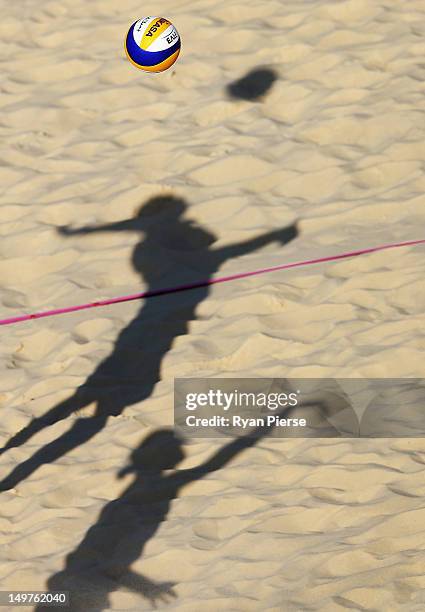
[36,419,282,611]
[0,195,297,490]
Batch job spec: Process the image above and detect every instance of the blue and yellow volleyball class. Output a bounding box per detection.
[125,17,181,73]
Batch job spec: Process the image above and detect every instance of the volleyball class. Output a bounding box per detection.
[125,17,181,73]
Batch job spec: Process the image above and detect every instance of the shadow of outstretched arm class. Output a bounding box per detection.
[58,219,135,236]
[177,411,286,487]
[213,223,298,264]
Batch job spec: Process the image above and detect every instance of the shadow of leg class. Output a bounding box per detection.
[0,415,108,491]
[0,392,89,456]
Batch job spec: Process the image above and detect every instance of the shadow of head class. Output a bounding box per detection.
[227,68,278,101]
[133,193,216,250]
[134,194,187,223]
[118,429,186,477]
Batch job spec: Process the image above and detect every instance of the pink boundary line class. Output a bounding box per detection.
[1,238,424,327]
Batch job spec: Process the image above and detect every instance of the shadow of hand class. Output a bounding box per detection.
[57,225,75,236]
[274,223,298,245]
[143,579,177,608]
[119,570,177,607]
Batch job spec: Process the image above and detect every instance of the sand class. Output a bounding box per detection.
[1,0,425,609]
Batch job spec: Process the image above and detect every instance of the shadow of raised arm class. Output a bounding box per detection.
[177,408,287,487]
[57,219,135,236]
[213,223,298,265]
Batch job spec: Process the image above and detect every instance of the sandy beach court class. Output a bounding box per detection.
[1,0,425,609]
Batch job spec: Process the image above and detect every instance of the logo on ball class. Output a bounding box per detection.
[125,17,181,73]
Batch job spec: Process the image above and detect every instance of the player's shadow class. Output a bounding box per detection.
[227,67,278,101]
[36,420,284,612]
[0,195,298,490]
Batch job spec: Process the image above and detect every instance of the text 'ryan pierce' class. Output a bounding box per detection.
[186,415,307,429]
